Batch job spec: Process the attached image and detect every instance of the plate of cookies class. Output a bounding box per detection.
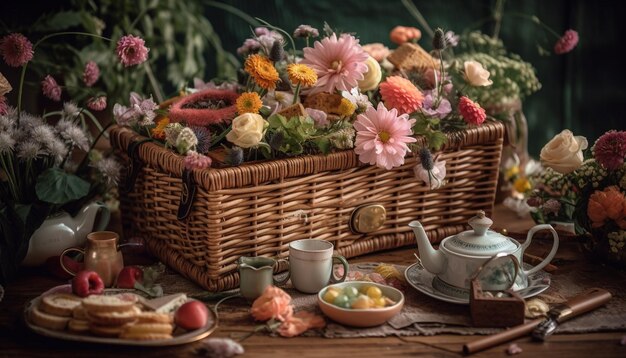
[24,287,218,346]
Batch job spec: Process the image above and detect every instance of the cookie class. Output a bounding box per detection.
[119,333,173,341]
[68,319,90,333]
[73,305,87,320]
[82,294,138,313]
[135,311,174,324]
[29,306,71,331]
[122,322,174,336]
[277,103,307,119]
[303,92,343,114]
[88,322,127,337]
[40,293,83,317]
[86,306,141,326]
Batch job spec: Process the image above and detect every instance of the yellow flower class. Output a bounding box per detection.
[505,165,520,181]
[236,92,263,115]
[513,177,531,193]
[337,98,356,117]
[287,63,317,87]
[151,117,170,139]
[245,54,279,90]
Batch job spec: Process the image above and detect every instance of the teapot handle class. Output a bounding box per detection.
[521,224,559,276]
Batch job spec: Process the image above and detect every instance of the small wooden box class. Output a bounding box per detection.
[469,279,525,328]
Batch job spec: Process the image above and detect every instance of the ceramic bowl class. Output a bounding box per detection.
[317,281,404,327]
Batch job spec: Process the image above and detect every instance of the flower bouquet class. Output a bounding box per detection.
[527,129,626,267]
[0,31,148,283]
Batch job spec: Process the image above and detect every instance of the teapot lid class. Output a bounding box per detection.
[442,211,518,256]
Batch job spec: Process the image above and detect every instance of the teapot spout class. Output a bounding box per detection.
[409,221,445,274]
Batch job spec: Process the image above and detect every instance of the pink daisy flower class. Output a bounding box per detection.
[354,102,417,170]
[83,61,100,87]
[301,33,369,95]
[379,76,423,115]
[41,75,62,101]
[116,35,150,67]
[0,33,34,67]
[592,130,626,170]
[87,96,107,111]
[554,29,579,55]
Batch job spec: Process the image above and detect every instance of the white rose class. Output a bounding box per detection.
[358,56,382,92]
[464,60,493,86]
[226,113,268,148]
[540,129,588,174]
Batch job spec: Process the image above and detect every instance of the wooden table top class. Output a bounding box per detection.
[1,206,624,357]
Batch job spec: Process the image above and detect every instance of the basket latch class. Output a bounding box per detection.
[349,204,386,234]
[177,169,197,220]
[121,139,152,194]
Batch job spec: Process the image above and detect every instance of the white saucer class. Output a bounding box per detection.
[404,262,550,305]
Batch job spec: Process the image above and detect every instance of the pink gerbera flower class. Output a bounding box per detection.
[0,33,34,67]
[554,29,579,55]
[83,61,100,87]
[41,75,62,101]
[354,102,417,170]
[116,35,150,67]
[301,33,369,95]
[593,130,626,170]
[379,76,423,115]
[87,96,107,111]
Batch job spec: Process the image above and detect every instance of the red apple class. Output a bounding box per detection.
[174,301,209,330]
[116,266,143,289]
[72,270,104,297]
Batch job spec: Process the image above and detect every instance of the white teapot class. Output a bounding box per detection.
[409,210,559,291]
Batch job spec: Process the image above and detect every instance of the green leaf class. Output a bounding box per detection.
[313,137,331,155]
[35,168,90,205]
[413,117,430,134]
[426,131,447,151]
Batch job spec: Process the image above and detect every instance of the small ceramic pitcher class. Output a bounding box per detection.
[238,256,289,301]
[59,231,136,287]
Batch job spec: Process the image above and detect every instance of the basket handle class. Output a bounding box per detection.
[177,169,197,220]
[121,139,152,194]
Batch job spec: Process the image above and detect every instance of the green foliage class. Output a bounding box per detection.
[267,114,316,156]
[35,168,91,205]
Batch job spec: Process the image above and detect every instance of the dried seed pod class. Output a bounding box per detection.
[524,298,550,318]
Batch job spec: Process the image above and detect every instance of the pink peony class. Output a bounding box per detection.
[301,33,369,95]
[250,285,293,322]
[116,35,149,67]
[554,30,579,55]
[354,102,417,170]
[41,75,62,101]
[0,96,7,115]
[379,76,423,115]
[592,130,626,170]
[277,311,325,338]
[87,96,107,111]
[83,61,100,87]
[458,96,486,125]
[183,151,212,170]
[0,33,34,67]
[362,43,390,62]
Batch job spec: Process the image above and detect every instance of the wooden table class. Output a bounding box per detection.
[1,206,624,357]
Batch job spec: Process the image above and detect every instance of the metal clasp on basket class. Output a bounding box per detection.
[177,169,197,220]
[349,204,386,234]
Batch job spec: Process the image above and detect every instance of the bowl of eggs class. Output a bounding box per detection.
[317,281,404,327]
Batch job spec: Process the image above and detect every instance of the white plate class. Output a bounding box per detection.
[24,288,218,346]
[404,263,550,305]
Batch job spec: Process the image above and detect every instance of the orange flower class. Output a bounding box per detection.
[250,285,293,321]
[236,92,262,115]
[587,186,626,228]
[151,117,170,139]
[379,76,423,115]
[287,63,317,87]
[244,54,279,90]
[277,310,326,337]
[389,26,422,45]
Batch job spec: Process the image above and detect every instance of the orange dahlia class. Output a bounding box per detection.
[458,96,486,125]
[236,92,263,114]
[379,76,423,115]
[151,117,170,139]
[287,63,317,87]
[587,186,626,229]
[244,54,279,90]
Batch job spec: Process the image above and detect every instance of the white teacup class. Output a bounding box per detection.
[286,239,349,294]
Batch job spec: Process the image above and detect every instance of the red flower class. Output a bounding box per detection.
[593,130,626,170]
[116,35,149,67]
[0,33,34,67]
[41,75,62,102]
[458,96,486,125]
[87,96,107,111]
[554,30,579,55]
[83,61,100,87]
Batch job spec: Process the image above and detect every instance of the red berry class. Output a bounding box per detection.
[72,270,105,297]
[115,266,143,289]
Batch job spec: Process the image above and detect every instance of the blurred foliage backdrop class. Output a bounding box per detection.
[1,0,625,156]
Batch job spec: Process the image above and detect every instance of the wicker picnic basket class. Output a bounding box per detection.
[110,121,504,292]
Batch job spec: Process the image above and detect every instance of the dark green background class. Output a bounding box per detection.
[2,0,625,156]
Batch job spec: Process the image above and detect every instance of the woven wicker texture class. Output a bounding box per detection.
[110,121,504,292]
